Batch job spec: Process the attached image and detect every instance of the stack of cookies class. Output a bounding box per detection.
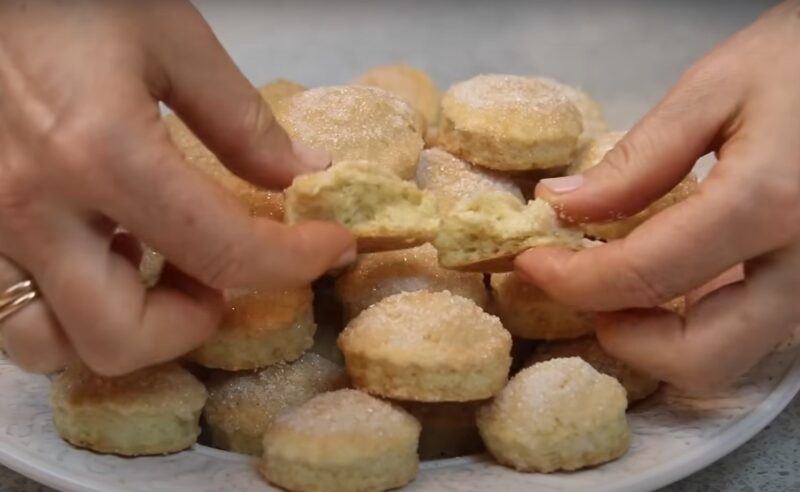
[48,66,697,492]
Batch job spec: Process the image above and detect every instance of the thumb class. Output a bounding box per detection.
[536,69,734,223]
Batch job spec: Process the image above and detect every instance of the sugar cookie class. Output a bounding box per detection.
[335,243,488,320]
[438,75,582,171]
[339,290,512,401]
[477,357,630,472]
[260,389,420,492]
[490,273,594,340]
[572,131,698,240]
[434,193,584,272]
[284,160,440,253]
[274,85,425,179]
[187,287,315,371]
[352,64,440,130]
[539,77,607,140]
[527,337,660,404]
[204,353,348,456]
[416,148,524,214]
[50,363,206,456]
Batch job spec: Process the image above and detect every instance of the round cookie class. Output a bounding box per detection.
[477,357,630,472]
[490,273,594,340]
[50,363,206,456]
[398,400,485,460]
[260,389,421,492]
[335,243,488,320]
[204,353,348,456]
[571,131,698,240]
[165,116,285,221]
[187,287,315,371]
[258,78,305,107]
[274,86,425,179]
[539,77,607,140]
[339,290,512,401]
[352,64,440,129]
[416,148,524,214]
[527,337,660,403]
[438,74,582,171]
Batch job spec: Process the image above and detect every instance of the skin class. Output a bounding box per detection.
[518,0,800,395]
[0,0,356,376]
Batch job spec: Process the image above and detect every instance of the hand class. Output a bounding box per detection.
[0,0,355,376]
[516,0,800,394]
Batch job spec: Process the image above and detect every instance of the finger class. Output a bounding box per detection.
[596,244,800,394]
[146,1,327,188]
[0,254,72,374]
[516,132,800,310]
[24,215,223,376]
[110,232,143,266]
[686,264,743,306]
[85,129,355,290]
[536,59,738,223]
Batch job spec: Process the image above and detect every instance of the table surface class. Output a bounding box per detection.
[3,1,797,490]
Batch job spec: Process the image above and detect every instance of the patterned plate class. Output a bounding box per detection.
[1,344,799,492]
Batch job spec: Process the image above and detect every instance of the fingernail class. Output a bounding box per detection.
[333,247,357,269]
[539,175,584,194]
[292,141,331,171]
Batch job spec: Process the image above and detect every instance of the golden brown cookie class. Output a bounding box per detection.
[434,193,584,272]
[339,290,512,401]
[416,148,524,214]
[438,75,582,171]
[165,116,285,220]
[477,357,630,472]
[527,337,660,403]
[571,131,698,240]
[490,273,594,340]
[260,389,420,492]
[335,243,488,320]
[204,353,348,456]
[274,85,425,179]
[50,363,206,456]
[352,63,440,130]
[187,287,315,370]
[284,160,440,253]
[539,77,607,141]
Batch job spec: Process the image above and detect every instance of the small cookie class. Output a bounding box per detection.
[539,77,607,141]
[571,131,698,240]
[527,337,660,404]
[258,78,306,107]
[165,116,284,221]
[398,400,485,460]
[438,74,582,171]
[416,148,524,214]
[335,243,488,320]
[284,160,440,253]
[204,353,348,456]
[187,287,315,371]
[434,193,584,272]
[339,290,512,401]
[477,357,630,472]
[274,85,425,179]
[352,64,440,129]
[50,363,206,456]
[260,389,421,492]
[490,273,594,340]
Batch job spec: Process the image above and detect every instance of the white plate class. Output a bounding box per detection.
[1,345,799,492]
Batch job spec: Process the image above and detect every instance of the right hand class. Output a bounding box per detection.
[0,0,355,376]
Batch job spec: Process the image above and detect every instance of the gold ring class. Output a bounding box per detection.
[0,279,38,324]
